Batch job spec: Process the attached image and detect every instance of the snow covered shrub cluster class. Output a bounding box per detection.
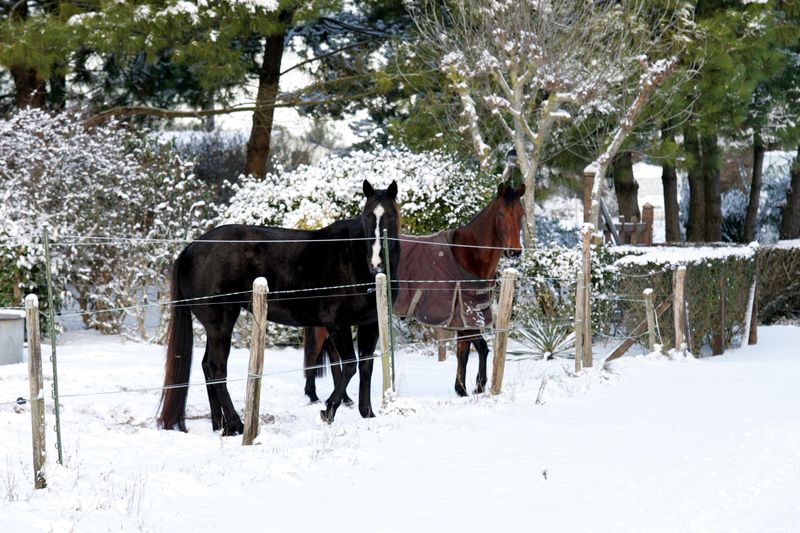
[613,245,757,353]
[0,109,216,337]
[221,145,494,345]
[221,145,494,235]
[506,243,618,350]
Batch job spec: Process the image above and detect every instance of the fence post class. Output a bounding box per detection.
[744,277,758,346]
[25,295,46,489]
[42,228,63,465]
[242,277,268,446]
[375,273,392,398]
[643,288,656,352]
[490,268,519,395]
[574,268,585,373]
[581,225,593,368]
[436,328,447,361]
[673,265,687,355]
[641,203,654,245]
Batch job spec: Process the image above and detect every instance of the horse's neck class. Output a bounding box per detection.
[451,206,502,280]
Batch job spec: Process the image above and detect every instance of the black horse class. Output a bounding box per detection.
[304,183,525,402]
[158,180,400,435]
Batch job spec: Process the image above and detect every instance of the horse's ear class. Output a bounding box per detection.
[363,179,376,198]
[497,183,507,197]
[515,183,526,197]
[388,180,398,200]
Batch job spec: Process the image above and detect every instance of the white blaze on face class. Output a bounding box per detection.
[371,204,385,271]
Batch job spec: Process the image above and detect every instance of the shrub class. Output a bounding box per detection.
[757,241,800,324]
[0,109,216,338]
[612,244,757,353]
[507,241,619,348]
[220,144,495,235]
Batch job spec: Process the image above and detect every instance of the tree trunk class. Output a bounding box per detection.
[244,32,286,178]
[10,66,46,109]
[611,151,640,220]
[743,132,765,243]
[661,126,681,242]
[684,124,705,242]
[701,133,721,242]
[780,145,800,239]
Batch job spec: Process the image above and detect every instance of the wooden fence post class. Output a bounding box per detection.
[744,278,758,346]
[437,328,447,361]
[243,277,268,446]
[673,265,687,355]
[25,295,46,489]
[581,225,593,368]
[641,204,654,245]
[375,273,393,398]
[574,268,585,373]
[643,288,656,352]
[490,268,519,395]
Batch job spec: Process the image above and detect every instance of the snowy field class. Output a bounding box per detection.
[1,326,799,532]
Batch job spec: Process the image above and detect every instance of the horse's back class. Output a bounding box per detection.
[174,223,373,327]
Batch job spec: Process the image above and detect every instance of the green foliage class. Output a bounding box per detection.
[757,244,800,323]
[512,320,575,360]
[614,249,757,353]
[508,242,619,341]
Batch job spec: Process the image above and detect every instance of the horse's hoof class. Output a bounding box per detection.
[455,384,468,397]
[308,398,321,405]
[319,410,335,424]
[473,385,486,394]
[343,396,354,407]
[359,406,375,418]
[222,422,243,436]
[307,394,320,403]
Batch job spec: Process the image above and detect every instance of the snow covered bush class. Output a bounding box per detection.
[506,243,618,348]
[0,109,216,337]
[220,145,495,345]
[612,245,757,353]
[221,145,495,235]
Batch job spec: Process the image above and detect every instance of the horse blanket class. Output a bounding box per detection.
[393,230,495,330]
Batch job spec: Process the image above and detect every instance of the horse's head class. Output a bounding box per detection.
[493,182,526,258]
[360,179,400,275]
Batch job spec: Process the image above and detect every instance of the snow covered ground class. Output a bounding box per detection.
[1,326,799,532]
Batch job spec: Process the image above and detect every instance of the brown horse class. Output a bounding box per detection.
[304,182,525,401]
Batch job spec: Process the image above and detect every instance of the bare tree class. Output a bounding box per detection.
[411,0,694,242]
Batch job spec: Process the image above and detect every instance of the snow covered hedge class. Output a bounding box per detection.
[757,241,800,324]
[612,245,758,353]
[0,109,216,337]
[220,145,495,235]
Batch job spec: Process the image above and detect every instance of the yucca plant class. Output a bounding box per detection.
[512,319,575,360]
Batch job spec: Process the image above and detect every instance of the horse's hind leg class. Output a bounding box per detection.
[356,322,379,418]
[304,327,324,403]
[471,333,490,394]
[202,343,224,431]
[201,306,243,436]
[320,326,357,423]
[454,330,472,397]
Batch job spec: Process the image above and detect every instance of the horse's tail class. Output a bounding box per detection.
[304,327,329,379]
[157,260,193,432]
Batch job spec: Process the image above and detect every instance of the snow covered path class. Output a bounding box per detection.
[1,326,799,532]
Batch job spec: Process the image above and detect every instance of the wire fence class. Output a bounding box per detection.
[0,230,675,414]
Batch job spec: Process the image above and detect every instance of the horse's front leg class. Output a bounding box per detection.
[356,322,380,418]
[454,330,472,397]
[471,333,490,394]
[320,326,357,423]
